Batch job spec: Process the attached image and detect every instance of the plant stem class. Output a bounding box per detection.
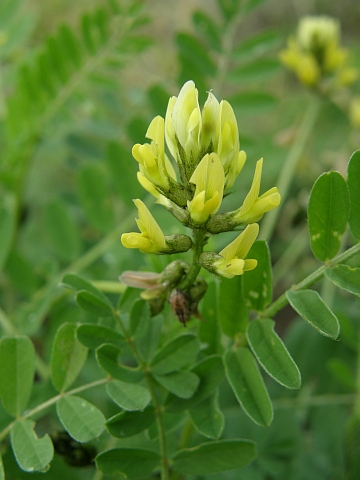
[259,95,322,241]
[260,241,360,320]
[179,228,206,292]
[112,309,170,480]
[0,377,110,443]
[273,393,355,409]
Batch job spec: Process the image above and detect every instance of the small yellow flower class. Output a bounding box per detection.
[280,15,357,88]
[213,224,259,278]
[215,100,247,189]
[165,80,202,163]
[187,153,225,224]
[132,116,170,191]
[121,199,168,254]
[233,158,281,224]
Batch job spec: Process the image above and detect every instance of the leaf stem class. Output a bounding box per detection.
[0,377,110,443]
[260,241,360,320]
[259,94,322,241]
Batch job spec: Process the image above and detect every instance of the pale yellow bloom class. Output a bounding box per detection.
[200,91,219,149]
[280,15,357,88]
[187,153,225,224]
[214,224,259,278]
[165,80,202,163]
[132,116,170,191]
[234,158,281,224]
[121,199,168,254]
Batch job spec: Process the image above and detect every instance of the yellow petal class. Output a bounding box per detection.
[219,224,259,262]
[133,199,167,251]
[239,158,263,216]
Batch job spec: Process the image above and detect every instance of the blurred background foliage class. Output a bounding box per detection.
[1,0,360,479]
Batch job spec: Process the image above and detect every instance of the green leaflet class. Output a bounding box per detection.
[96,343,143,382]
[153,370,200,399]
[149,333,200,375]
[96,448,161,478]
[106,407,156,438]
[189,393,224,439]
[287,289,340,339]
[76,324,125,349]
[0,336,35,417]
[10,419,54,473]
[218,276,248,337]
[308,171,350,261]
[106,380,151,411]
[50,323,88,392]
[224,348,273,427]
[172,439,257,475]
[242,240,272,311]
[247,318,301,389]
[56,395,105,443]
[325,265,360,298]
[347,150,360,240]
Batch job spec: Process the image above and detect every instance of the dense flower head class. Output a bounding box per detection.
[121,81,281,322]
[280,15,357,88]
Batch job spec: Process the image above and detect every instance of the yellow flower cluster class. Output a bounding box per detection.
[121,81,280,279]
[280,16,357,88]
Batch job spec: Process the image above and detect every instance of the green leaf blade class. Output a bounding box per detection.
[189,394,224,439]
[106,407,156,438]
[242,240,272,311]
[347,150,360,240]
[153,371,200,399]
[247,318,301,389]
[0,336,35,417]
[106,380,151,411]
[76,290,114,316]
[325,265,360,297]
[96,448,161,477]
[218,276,248,337]
[308,171,350,261]
[10,419,54,473]
[96,343,143,382]
[50,323,88,392]
[172,439,256,475]
[224,348,273,426]
[149,333,200,375]
[76,324,125,349]
[56,395,105,443]
[286,289,340,339]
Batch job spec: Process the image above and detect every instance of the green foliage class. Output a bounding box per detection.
[172,439,257,475]
[10,420,54,473]
[0,336,35,417]
[247,318,301,389]
[56,395,105,442]
[308,171,350,261]
[1,0,360,479]
[287,290,340,339]
[224,348,273,427]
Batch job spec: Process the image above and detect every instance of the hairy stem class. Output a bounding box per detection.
[260,242,360,320]
[0,378,110,443]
